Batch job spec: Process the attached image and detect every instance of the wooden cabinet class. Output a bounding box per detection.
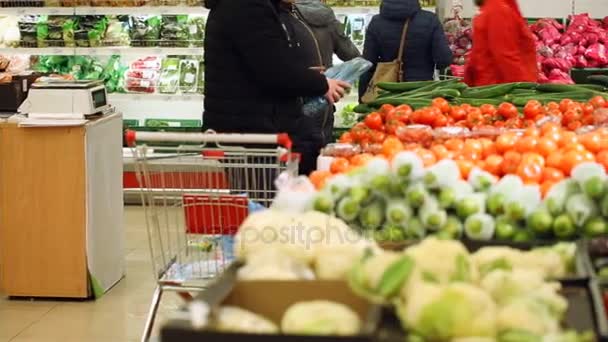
[0,114,124,298]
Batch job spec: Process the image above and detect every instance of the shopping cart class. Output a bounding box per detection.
[125,130,298,342]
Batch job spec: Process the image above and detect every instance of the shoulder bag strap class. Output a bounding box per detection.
[396,19,410,82]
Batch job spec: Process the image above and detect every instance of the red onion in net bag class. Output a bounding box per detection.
[585,43,608,64]
[575,55,589,68]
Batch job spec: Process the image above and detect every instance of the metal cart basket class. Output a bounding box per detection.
[126,131,298,342]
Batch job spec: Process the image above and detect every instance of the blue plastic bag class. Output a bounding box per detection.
[302,57,373,117]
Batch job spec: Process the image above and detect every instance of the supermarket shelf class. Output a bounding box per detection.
[0,6,73,14]
[109,93,204,102]
[0,5,208,14]
[0,46,203,55]
[74,5,207,14]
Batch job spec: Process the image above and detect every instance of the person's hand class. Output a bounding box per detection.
[325,78,350,105]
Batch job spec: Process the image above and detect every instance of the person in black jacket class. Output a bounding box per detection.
[203,0,350,175]
[359,0,452,99]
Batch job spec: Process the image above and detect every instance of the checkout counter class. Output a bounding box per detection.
[0,80,125,298]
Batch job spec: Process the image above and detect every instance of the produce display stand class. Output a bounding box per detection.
[0,113,124,299]
[157,250,603,342]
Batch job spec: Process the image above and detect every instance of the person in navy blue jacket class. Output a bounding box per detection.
[359,0,453,99]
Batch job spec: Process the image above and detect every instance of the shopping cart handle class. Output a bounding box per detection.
[125,130,137,147]
[125,129,293,149]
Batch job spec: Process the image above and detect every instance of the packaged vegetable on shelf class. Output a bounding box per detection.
[129,15,161,47]
[179,59,198,93]
[18,15,38,47]
[158,57,180,94]
[187,15,205,47]
[0,16,20,48]
[159,15,189,48]
[104,16,130,47]
[125,77,156,93]
[130,56,161,70]
[125,68,159,80]
[197,61,204,94]
[74,15,108,47]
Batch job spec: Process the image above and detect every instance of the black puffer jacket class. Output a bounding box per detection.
[295,0,360,68]
[359,0,452,98]
[203,0,328,138]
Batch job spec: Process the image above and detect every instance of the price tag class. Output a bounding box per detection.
[88,48,98,55]
[49,8,60,14]
[52,48,63,54]
[153,48,163,55]
[16,8,25,14]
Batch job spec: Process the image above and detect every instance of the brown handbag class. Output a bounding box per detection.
[361,19,410,104]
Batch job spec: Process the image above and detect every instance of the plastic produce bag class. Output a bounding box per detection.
[585,43,608,65]
[302,57,372,118]
[271,174,317,213]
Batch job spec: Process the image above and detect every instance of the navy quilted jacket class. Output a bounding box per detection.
[359,0,452,98]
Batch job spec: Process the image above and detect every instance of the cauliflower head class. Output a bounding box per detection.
[214,306,279,334]
[236,248,315,281]
[405,238,478,285]
[399,283,497,340]
[481,269,546,305]
[281,301,361,336]
[497,296,562,336]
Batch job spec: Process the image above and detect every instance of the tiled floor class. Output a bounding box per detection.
[0,206,183,342]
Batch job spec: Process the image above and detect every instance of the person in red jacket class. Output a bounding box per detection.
[464,0,538,86]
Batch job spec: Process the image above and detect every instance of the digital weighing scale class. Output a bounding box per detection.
[18,79,113,120]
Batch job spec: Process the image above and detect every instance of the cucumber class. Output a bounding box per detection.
[511,82,538,89]
[536,84,596,93]
[404,79,460,95]
[577,84,607,92]
[511,91,596,106]
[377,80,436,92]
[408,88,461,99]
[587,75,608,87]
[509,89,538,95]
[458,98,504,106]
[369,97,432,108]
[461,84,516,99]
[353,104,375,114]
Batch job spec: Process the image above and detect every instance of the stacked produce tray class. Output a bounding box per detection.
[160,240,603,342]
[583,237,608,341]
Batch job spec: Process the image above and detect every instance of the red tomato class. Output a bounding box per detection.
[433,114,449,127]
[432,97,451,114]
[590,96,607,109]
[330,157,350,174]
[466,108,484,126]
[559,99,575,113]
[450,106,466,121]
[370,130,386,143]
[364,112,384,130]
[502,150,522,175]
[338,132,354,144]
[480,104,497,116]
[498,102,519,119]
[517,161,543,184]
[523,100,543,119]
[542,167,565,183]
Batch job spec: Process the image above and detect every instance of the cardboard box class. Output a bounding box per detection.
[161,280,381,342]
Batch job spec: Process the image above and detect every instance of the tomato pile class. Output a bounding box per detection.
[339,96,608,147]
[318,96,608,194]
